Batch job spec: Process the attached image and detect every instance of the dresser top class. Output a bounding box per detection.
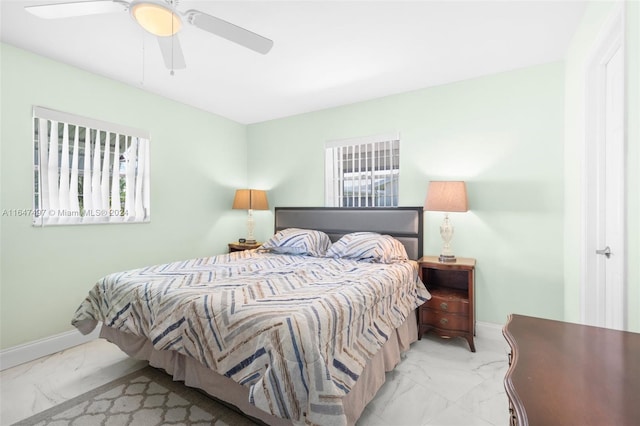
[503,314,640,426]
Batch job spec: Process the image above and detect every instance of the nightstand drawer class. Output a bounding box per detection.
[428,292,469,314]
[228,242,262,253]
[421,309,468,331]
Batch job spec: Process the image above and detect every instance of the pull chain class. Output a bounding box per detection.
[170,0,175,76]
[140,29,145,86]
[170,11,174,75]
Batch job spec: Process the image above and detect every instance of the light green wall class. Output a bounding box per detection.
[0,44,248,349]
[247,62,566,326]
[563,1,640,332]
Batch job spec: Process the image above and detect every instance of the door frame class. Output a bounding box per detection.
[581,4,627,329]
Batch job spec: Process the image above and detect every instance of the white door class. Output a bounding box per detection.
[582,7,627,330]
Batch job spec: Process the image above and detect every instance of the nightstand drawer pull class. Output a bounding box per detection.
[440,318,448,325]
[440,302,448,311]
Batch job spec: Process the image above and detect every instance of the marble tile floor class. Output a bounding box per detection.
[1,327,511,426]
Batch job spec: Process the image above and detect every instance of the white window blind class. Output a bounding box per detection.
[33,106,151,226]
[325,132,400,207]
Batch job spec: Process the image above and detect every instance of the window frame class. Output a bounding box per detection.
[32,106,151,226]
[324,132,400,208]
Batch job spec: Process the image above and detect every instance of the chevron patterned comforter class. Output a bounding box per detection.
[72,250,430,425]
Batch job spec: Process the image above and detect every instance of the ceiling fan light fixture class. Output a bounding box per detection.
[131,1,181,37]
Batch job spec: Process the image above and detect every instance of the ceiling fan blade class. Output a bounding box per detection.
[25,0,127,19]
[157,35,186,70]
[185,9,273,55]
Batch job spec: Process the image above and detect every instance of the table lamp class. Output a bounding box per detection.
[232,189,269,244]
[425,181,468,263]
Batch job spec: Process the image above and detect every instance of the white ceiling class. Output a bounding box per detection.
[1,0,587,124]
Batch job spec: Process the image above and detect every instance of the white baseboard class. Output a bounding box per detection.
[0,328,100,371]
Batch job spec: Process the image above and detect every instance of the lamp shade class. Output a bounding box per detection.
[425,181,468,212]
[232,189,269,210]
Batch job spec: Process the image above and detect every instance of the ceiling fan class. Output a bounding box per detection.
[25,0,274,71]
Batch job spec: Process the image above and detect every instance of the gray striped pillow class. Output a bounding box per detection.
[325,232,408,263]
[261,228,332,257]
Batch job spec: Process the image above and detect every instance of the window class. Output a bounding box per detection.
[33,106,150,226]
[325,133,400,207]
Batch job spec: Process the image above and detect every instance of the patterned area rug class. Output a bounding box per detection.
[14,366,259,426]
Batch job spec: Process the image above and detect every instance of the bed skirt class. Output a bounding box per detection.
[100,312,418,426]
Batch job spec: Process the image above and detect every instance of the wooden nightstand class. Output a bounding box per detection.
[417,256,476,352]
[228,242,262,253]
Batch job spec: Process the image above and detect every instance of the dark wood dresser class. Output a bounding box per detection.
[503,314,640,426]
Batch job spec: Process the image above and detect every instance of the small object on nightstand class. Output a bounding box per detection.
[417,255,476,352]
[228,241,261,253]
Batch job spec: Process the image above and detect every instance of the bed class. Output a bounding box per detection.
[72,207,430,426]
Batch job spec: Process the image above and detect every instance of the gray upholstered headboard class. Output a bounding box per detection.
[274,207,423,260]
